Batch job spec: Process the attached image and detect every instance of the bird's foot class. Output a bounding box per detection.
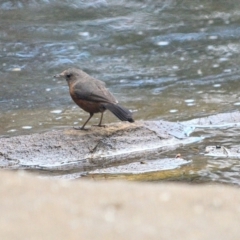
[73,126,88,131]
[92,124,106,128]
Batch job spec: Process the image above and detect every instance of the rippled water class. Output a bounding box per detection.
[1,0,240,185]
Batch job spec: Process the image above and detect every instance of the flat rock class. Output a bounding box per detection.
[0,120,198,173]
[205,145,240,158]
[1,111,240,177]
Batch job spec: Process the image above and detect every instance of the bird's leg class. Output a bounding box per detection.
[74,113,93,130]
[98,112,104,127]
[93,112,105,127]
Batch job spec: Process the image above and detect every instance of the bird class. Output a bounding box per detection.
[54,68,134,130]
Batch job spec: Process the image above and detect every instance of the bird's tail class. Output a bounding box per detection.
[103,103,134,123]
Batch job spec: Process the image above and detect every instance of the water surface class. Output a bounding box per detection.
[1,0,240,185]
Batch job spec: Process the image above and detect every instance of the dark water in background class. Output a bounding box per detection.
[1,0,240,184]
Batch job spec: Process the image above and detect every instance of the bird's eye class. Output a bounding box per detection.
[66,74,71,78]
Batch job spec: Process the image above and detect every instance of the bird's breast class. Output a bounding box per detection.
[70,90,105,114]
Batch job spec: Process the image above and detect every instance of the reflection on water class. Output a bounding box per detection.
[1,0,240,185]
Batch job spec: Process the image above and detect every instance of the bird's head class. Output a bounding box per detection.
[54,68,84,83]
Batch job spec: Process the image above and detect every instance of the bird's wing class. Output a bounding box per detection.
[73,79,117,104]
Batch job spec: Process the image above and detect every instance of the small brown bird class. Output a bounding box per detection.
[54,68,134,130]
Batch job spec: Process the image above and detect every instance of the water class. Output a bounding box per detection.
[1,0,240,185]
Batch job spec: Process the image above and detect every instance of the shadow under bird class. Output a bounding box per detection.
[54,68,134,130]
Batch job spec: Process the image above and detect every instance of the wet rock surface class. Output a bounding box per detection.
[0,120,197,173]
[205,145,240,158]
[1,112,240,179]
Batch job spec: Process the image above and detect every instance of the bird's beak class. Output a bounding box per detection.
[53,72,65,78]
